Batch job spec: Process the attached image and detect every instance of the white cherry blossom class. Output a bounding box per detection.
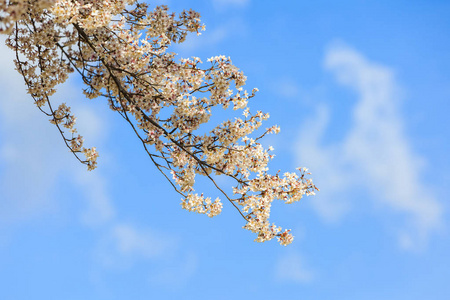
[1,0,318,245]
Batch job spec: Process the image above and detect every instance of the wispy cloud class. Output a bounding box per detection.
[0,38,194,286]
[76,170,115,226]
[275,252,315,284]
[116,223,173,257]
[296,42,443,249]
[149,251,199,288]
[0,37,114,227]
[57,79,115,227]
[92,222,199,288]
[95,222,179,271]
[273,77,301,99]
[295,104,352,221]
[0,38,65,224]
[176,18,247,53]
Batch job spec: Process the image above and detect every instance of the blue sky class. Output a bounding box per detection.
[1,0,449,299]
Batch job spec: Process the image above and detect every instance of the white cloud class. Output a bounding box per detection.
[0,38,65,223]
[97,223,177,268]
[149,251,198,288]
[176,18,247,53]
[94,222,197,285]
[295,104,352,221]
[296,42,443,249]
[0,39,189,282]
[56,77,115,227]
[76,170,115,226]
[0,37,114,227]
[274,77,301,99]
[113,223,173,258]
[275,252,314,283]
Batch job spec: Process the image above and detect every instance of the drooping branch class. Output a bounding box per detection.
[2,0,318,246]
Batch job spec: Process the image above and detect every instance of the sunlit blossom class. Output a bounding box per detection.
[1,0,318,245]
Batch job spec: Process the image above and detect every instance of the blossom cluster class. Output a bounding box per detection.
[181,193,223,218]
[0,0,55,34]
[2,0,318,245]
[3,1,98,169]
